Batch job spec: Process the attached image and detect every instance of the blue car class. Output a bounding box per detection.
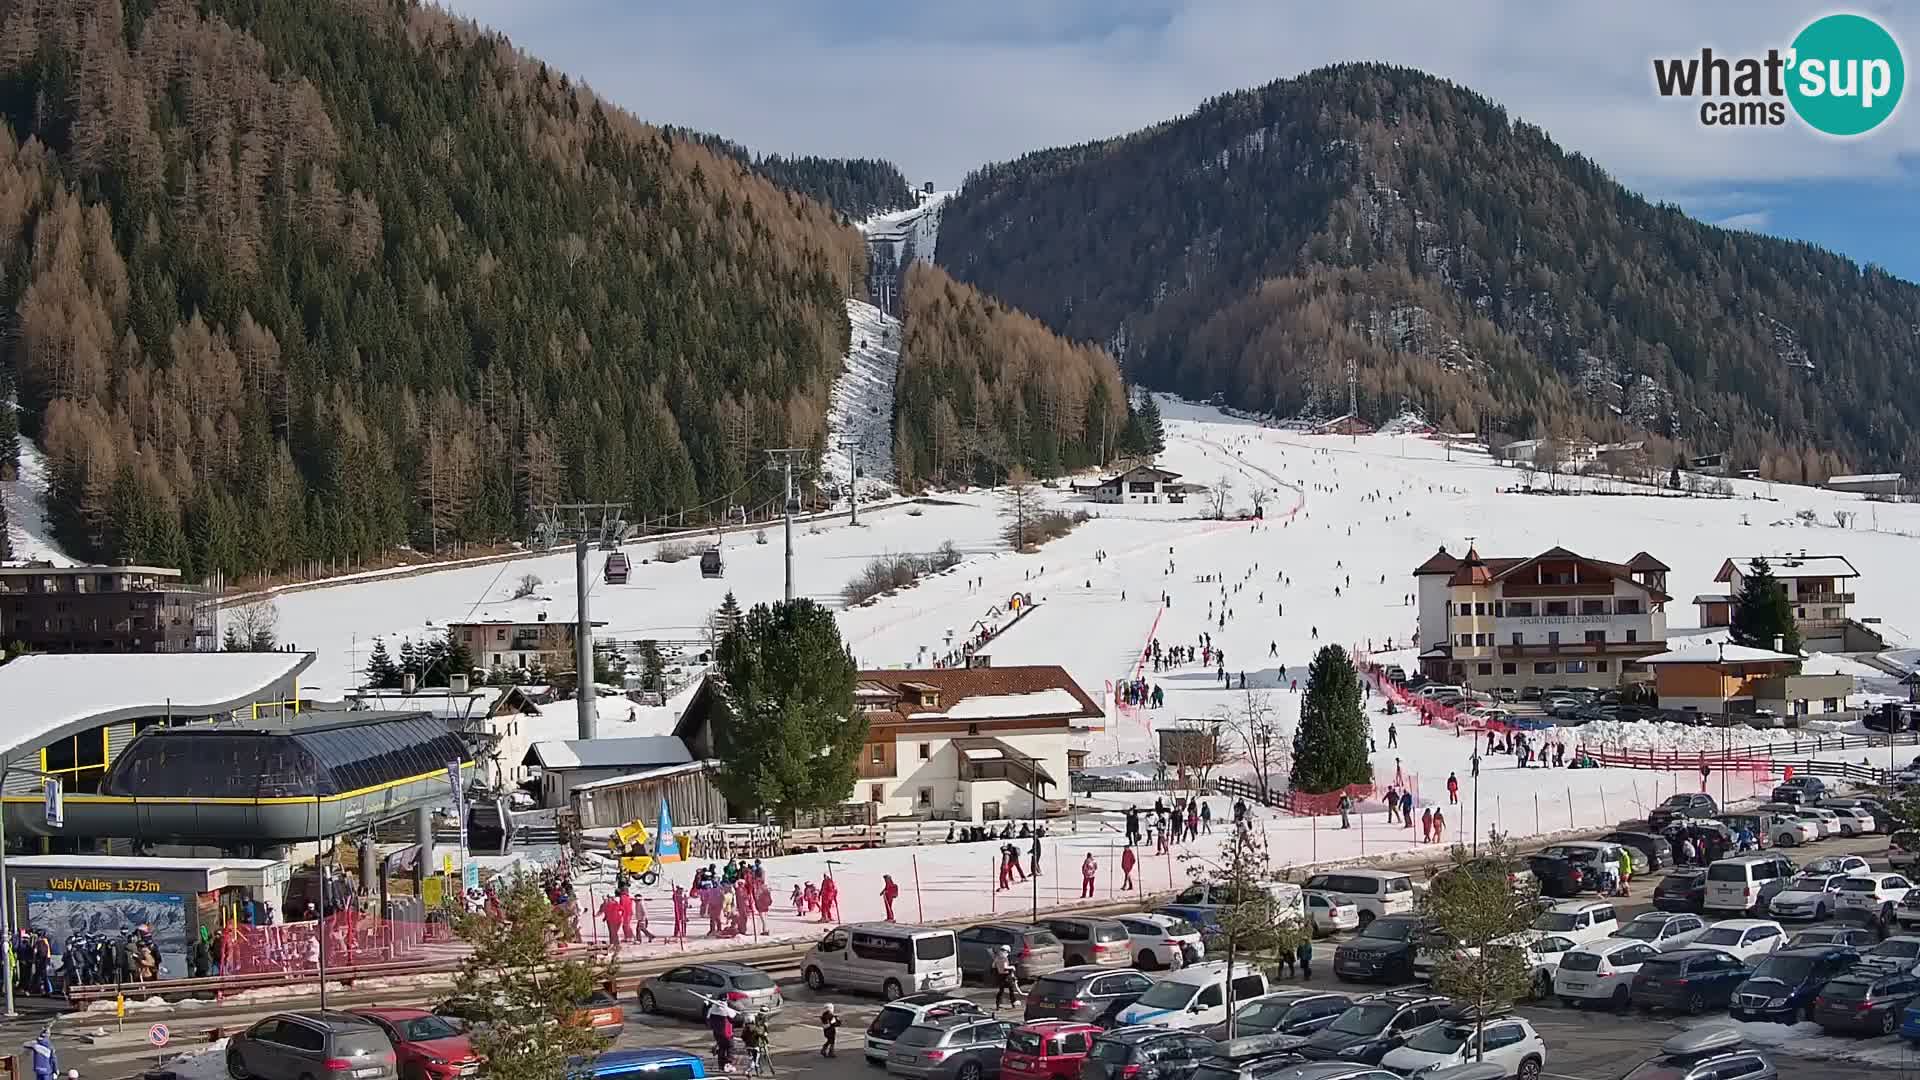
[1901,1000,1920,1044]
[582,1050,707,1080]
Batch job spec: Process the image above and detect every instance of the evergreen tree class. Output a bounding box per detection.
[637,640,664,692]
[1290,644,1371,793]
[451,874,613,1080]
[420,634,453,688]
[1138,392,1166,455]
[712,598,867,816]
[1731,557,1802,655]
[398,638,421,683]
[222,625,247,651]
[1669,461,1682,489]
[365,639,402,690]
[444,630,474,684]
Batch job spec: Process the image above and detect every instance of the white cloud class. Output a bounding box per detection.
[437,1,1920,194]
[1717,210,1773,230]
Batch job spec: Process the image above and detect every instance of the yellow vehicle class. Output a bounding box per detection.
[610,820,662,885]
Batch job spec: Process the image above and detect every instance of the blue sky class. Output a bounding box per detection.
[444,1,1920,281]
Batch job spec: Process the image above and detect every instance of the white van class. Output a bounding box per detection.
[802,923,961,1000]
[1111,961,1269,1031]
[1704,853,1797,915]
[1301,870,1416,926]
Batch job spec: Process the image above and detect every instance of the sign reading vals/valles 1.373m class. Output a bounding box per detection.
[46,877,164,893]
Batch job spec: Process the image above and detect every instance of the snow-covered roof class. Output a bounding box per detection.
[522,736,692,770]
[1693,594,1733,604]
[1639,644,1799,665]
[1717,555,1859,581]
[0,651,313,758]
[1827,473,1901,485]
[450,596,607,626]
[572,759,713,793]
[945,689,1088,720]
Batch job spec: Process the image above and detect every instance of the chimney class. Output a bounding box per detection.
[402,672,418,694]
[1773,635,1784,654]
[449,672,469,694]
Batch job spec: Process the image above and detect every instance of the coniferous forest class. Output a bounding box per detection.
[0,0,870,579]
[938,63,1920,479]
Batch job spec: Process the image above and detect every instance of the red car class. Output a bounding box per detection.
[349,1008,479,1080]
[1002,1021,1102,1080]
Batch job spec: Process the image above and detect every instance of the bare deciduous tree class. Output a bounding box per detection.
[223,597,280,651]
[1160,722,1230,790]
[512,573,542,599]
[1217,689,1288,799]
[1207,474,1235,519]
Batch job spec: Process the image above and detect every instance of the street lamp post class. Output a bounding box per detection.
[1470,750,1482,855]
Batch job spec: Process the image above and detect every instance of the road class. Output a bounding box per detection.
[42,832,1918,1080]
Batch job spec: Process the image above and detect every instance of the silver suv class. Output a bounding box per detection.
[227,1011,397,1080]
[887,1015,1016,1080]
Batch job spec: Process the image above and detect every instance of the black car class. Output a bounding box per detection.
[1630,949,1750,1014]
[1811,969,1920,1036]
[1295,993,1449,1064]
[1602,831,1672,873]
[1729,946,1860,1023]
[1786,927,1878,951]
[1525,855,1588,898]
[1331,916,1422,983]
[1025,967,1154,1027]
[1770,777,1827,805]
[1651,869,1708,913]
[1081,1027,1218,1080]
[1189,1050,1308,1080]
[1204,991,1353,1041]
[1648,793,1719,830]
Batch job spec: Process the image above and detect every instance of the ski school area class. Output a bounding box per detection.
[271,395,1920,955]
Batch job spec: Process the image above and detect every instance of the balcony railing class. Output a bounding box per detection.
[857,759,896,780]
[1794,593,1855,605]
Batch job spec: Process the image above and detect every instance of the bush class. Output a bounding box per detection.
[841,541,965,606]
[656,539,696,563]
[1004,510,1090,550]
[512,573,542,599]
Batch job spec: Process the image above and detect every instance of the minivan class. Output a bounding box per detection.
[804,923,962,1000]
[1041,918,1134,968]
[1112,962,1271,1031]
[1300,871,1414,927]
[1704,854,1797,916]
[226,1011,398,1080]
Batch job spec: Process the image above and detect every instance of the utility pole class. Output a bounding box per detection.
[575,535,595,740]
[532,501,627,741]
[839,437,863,527]
[765,450,810,603]
[1347,356,1358,445]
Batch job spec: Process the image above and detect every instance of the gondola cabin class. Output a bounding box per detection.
[603,551,630,584]
[699,545,725,579]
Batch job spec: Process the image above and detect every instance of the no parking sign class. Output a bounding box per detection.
[149,1023,170,1048]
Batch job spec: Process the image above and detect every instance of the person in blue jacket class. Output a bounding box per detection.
[29,1029,55,1080]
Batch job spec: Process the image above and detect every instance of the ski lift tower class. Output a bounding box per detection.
[532,502,629,740]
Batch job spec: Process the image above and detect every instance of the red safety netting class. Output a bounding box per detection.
[1354,656,1514,736]
[1283,783,1377,816]
[216,911,441,977]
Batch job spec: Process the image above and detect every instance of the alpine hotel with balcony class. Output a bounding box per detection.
[1413,546,1670,692]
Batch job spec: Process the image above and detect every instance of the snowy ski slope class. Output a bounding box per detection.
[818,299,900,503]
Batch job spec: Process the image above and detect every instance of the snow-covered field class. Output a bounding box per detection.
[2,433,74,564]
[271,396,1920,948]
[819,299,901,504]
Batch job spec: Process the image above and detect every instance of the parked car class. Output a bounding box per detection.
[1862,935,1920,973]
[1821,797,1892,833]
[1490,935,1577,1001]
[1691,919,1787,964]
[1805,854,1871,876]
[1771,777,1828,805]
[1113,962,1270,1031]
[1525,855,1591,899]
[227,1011,399,1080]
[1703,853,1797,915]
[1767,873,1849,921]
[1629,948,1751,1014]
[1601,831,1672,874]
[1836,873,1916,921]
[959,924,1067,982]
[1331,915,1423,983]
[1811,968,1920,1036]
[1116,913,1204,971]
[346,1009,476,1080]
[1719,813,1774,849]
[1378,1015,1546,1079]
[1818,804,1877,836]
[1553,938,1662,1010]
[1787,927,1878,950]
[1042,919,1136,969]
[1427,858,1536,895]
[887,1015,1018,1080]
[581,1050,708,1080]
[1620,1029,1776,1080]
[865,995,982,1065]
[1193,1039,1309,1080]
[1003,1022,1103,1080]
[1651,869,1708,913]
[1302,892,1360,937]
[1798,807,1845,837]
[1762,812,1821,847]
[1529,900,1619,947]
[1648,793,1719,830]
[805,924,962,1000]
[1080,1027,1218,1080]
[1729,945,1861,1023]
[1612,912,1706,952]
[1532,843,1632,895]
[1295,993,1451,1064]
[637,961,783,1020]
[1204,991,1353,1041]
[1297,871,1414,927]
[1024,968,1154,1027]
[1895,889,1920,930]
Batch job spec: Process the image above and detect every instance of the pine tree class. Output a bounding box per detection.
[1138,392,1166,455]
[365,639,402,689]
[450,874,613,1079]
[1290,644,1372,793]
[1731,557,1802,655]
[398,638,420,683]
[445,629,474,684]
[711,598,867,816]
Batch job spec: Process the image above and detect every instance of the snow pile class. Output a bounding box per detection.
[820,299,901,502]
[1680,1019,1912,1068]
[164,1037,231,1080]
[1,433,75,565]
[1374,410,1433,436]
[946,689,1086,720]
[1574,720,1815,753]
[862,193,949,263]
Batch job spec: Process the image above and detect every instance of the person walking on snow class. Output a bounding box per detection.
[1433,807,1445,841]
[600,892,624,946]
[1120,846,1137,890]
[1446,772,1459,804]
[992,945,1023,1008]
[1421,806,1434,842]
[1400,790,1414,828]
[820,1003,840,1058]
[1200,802,1213,834]
[1387,722,1397,748]
[1384,785,1399,824]
[672,884,689,941]
[881,875,900,921]
[1081,853,1098,898]
[1338,793,1353,829]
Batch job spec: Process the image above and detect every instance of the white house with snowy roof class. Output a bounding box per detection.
[1704,553,1873,652]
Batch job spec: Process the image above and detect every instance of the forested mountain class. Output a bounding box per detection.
[666,128,916,221]
[938,63,1919,479]
[0,0,873,580]
[894,262,1129,490]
